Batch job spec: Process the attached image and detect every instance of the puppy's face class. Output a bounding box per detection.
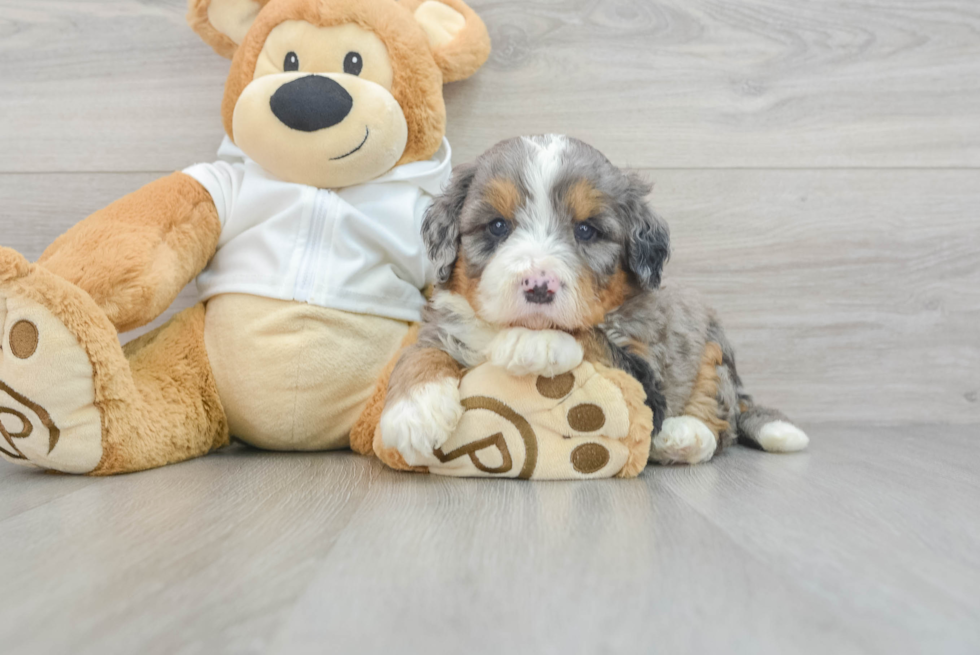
[424,135,670,330]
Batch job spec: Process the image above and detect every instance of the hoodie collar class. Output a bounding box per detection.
[216,136,452,196]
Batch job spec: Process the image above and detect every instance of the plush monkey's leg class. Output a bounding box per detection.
[0,248,227,475]
[37,172,221,333]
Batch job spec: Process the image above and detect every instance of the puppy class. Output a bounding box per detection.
[381,135,808,466]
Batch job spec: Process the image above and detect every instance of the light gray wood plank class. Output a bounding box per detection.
[270,425,980,655]
[0,465,99,522]
[1,426,978,654]
[2,170,976,423]
[272,469,870,655]
[654,423,980,654]
[2,0,979,172]
[646,168,980,425]
[0,450,381,655]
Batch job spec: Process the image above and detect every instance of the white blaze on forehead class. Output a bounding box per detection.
[473,135,585,328]
[510,134,574,263]
[520,134,568,233]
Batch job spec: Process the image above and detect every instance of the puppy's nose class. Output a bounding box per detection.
[270,75,353,132]
[522,272,559,305]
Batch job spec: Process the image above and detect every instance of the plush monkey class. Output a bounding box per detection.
[0,0,490,474]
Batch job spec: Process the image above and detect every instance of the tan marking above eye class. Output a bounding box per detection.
[9,320,39,359]
[566,179,605,222]
[484,178,522,220]
[253,21,394,90]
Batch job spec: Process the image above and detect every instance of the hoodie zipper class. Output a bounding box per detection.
[295,188,332,302]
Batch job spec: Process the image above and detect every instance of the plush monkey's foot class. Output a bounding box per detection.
[0,247,109,473]
[375,361,653,479]
[650,416,718,465]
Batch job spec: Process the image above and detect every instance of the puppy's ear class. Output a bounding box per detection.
[186,0,271,59]
[423,162,478,284]
[621,174,670,288]
[403,0,492,82]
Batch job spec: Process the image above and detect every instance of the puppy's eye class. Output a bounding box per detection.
[575,223,599,242]
[284,52,299,72]
[487,218,510,238]
[344,52,363,76]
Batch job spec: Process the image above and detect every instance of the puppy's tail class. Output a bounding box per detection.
[708,320,810,454]
[734,396,809,453]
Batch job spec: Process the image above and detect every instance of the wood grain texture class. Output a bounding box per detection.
[647,168,980,424]
[1,0,979,171]
[2,427,978,655]
[0,451,380,655]
[2,170,975,422]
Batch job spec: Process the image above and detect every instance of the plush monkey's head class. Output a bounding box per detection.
[188,0,490,188]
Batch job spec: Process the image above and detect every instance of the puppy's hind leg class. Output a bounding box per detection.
[650,416,718,464]
[706,319,809,454]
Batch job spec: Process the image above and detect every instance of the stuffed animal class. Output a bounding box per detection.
[0,0,490,474]
[361,359,654,479]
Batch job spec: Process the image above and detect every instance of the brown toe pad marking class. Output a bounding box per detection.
[536,372,575,399]
[568,403,605,432]
[9,320,38,359]
[571,443,610,474]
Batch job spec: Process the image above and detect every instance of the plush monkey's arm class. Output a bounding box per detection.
[38,172,221,333]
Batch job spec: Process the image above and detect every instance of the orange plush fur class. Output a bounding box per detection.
[0,0,490,475]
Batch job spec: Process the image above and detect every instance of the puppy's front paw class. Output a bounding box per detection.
[380,378,464,466]
[487,328,583,377]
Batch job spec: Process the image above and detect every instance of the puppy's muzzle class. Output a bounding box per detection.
[270,75,353,132]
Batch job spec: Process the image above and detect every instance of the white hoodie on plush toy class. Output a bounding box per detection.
[184,136,451,322]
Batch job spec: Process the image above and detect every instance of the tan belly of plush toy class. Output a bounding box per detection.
[204,294,409,451]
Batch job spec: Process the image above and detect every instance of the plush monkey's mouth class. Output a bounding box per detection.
[330,127,370,161]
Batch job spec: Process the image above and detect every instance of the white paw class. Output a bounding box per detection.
[651,416,717,465]
[757,421,809,453]
[380,378,464,466]
[486,327,583,377]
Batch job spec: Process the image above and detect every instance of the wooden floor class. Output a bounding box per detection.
[0,1,978,653]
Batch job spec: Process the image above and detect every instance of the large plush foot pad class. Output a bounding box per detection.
[374,361,653,480]
[0,248,107,473]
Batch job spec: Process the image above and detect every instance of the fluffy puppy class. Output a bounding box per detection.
[381,135,808,466]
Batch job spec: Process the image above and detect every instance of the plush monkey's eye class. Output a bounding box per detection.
[344,52,363,76]
[574,223,599,242]
[284,52,299,72]
[488,218,511,238]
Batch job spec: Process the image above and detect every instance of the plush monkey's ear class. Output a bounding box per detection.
[403,0,491,83]
[187,0,272,58]
[422,162,478,284]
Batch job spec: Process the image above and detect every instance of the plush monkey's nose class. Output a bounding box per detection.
[270,75,353,132]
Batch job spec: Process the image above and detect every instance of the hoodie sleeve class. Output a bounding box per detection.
[414,193,439,287]
[182,160,245,227]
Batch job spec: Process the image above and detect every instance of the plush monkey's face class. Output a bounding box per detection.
[235,21,407,188]
[188,0,490,189]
